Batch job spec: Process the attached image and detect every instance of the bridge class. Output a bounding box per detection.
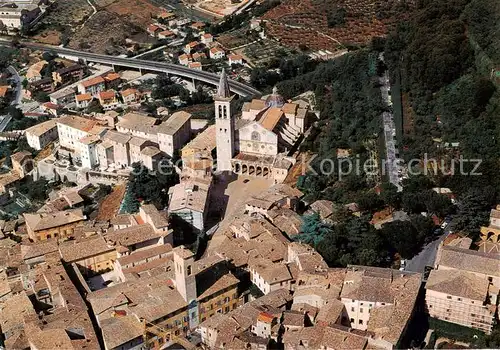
[1,40,261,97]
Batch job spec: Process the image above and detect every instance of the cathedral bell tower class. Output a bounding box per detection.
[214,69,235,173]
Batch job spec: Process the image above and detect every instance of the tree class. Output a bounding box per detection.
[451,187,494,235]
[380,182,402,210]
[86,100,104,114]
[0,97,7,110]
[17,177,49,202]
[297,212,333,246]
[380,220,420,259]
[129,162,178,209]
[8,106,23,120]
[356,191,384,213]
[327,7,347,27]
[33,91,50,103]
[3,149,12,168]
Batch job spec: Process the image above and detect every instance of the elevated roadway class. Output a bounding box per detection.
[0,39,261,97]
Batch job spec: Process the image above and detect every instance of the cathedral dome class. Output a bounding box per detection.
[265,86,285,108]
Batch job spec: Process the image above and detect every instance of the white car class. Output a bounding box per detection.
[440,221,448,229]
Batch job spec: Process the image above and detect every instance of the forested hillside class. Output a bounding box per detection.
[384,0,500,232]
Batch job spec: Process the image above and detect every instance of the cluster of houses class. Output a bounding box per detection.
[144,8,245,71]
[22,56,153,113]
[4,161,496,350]
[25,60,85,97]
[74,73,151,111]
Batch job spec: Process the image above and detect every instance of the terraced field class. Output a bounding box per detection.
[260,0,416,51]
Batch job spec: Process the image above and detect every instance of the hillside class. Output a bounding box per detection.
[31,0,158,54]
[260,0,416,51]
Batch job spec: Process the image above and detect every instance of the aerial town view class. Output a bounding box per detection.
[0,0,499,349]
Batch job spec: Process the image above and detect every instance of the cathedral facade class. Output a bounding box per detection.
[215,71,311,183]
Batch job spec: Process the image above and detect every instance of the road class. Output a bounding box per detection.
[0,115,12,132]
[7,66,22,105]
[379,53,403,191]
[0,39,261,97]
[405,227,452,274]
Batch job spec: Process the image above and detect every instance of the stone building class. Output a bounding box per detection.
[213,71,310,183]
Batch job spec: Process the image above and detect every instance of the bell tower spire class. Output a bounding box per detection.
[214,69,235,173]
[217,68,231,99]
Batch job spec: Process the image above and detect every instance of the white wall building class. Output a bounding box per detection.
[56,116,99,152]
[25,119,58,151]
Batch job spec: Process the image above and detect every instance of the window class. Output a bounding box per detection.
[360,303,364,306]
[351,307,354,312]
[187,265,192,276]
[447,296,452,299]
[350,318,354,323]
[359,320,363,325]
[251,131,261,141]
[458,298,462,301]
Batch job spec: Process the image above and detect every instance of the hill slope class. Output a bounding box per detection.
[260,0,416,51]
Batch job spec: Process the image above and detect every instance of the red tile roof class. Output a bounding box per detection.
[76,93,92,102]
[99,90,116,100]
[104,73,121,82]
[81,76,105,88]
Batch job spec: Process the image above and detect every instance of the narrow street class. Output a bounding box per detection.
[7,65,22,105]
[405,226,453,274]
[379,53,403,191]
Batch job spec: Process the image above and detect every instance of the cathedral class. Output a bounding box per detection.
[214,70,311,183]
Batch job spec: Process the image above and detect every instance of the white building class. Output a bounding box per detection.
[340,266,421,336]
[209,47,225,60]
[78,135,100,169]
[56,116,99,152]
[214,73,308,183]
[201,33,213,45]
[75,93,92,109]
[157,111,191,157]
[228,54,243,66]
[25,119,58,151]
[249,258,293,295]
[0,0,41,31]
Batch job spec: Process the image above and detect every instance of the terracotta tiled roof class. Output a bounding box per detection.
[104,72,121,82]
[76,93,92,102]
[56,115,98,132]
[59,236,115,262]
[99,90,116,100]
[121,88,139,97]
[23,209,85,232]
[80,76,105,88]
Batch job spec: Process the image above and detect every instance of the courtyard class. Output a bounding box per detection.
[205,174,273,251]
